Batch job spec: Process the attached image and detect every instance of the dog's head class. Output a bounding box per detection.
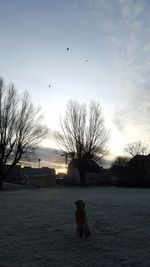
[75,200,85,210]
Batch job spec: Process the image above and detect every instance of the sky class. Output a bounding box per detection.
[0,0,150,161]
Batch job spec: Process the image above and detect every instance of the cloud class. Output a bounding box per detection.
[113,109,126,131]
[113,88,150,141]
[86,0,150,141]
[143,43,150,51]
[119,0,144,18]
[46,128,57,140]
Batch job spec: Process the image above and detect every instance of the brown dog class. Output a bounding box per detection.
[75,200,91,238]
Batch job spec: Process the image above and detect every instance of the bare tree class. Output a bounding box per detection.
[0,78,47,190]
[56,100,110,183]
[111,156,129,168]
[124,140,149,157]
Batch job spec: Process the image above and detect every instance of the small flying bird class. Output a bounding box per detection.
[48,84,51,88]
[84,59,88,62]
[67,47,69,51]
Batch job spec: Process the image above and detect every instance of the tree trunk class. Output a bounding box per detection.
[0,163,6,191]
[0,177,3,190]
[0,163,4,190]
[78,159,86,186]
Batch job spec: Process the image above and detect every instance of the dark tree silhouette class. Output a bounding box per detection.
[124,140,149,157]
[111,156,130,186]
[111,156,129,168]
[0,78,47,190]
[56,100,109,184]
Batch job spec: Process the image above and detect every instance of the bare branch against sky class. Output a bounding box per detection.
[0,0,150,157]
[0,78,47,189]
[56,100,110,163]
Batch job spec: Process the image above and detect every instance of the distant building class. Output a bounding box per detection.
[24,174,56,187]
[128,154,150,186]
[112,154,150,187]
[5,165,56,187]
[128,154,150,169]
[67,158,106,185]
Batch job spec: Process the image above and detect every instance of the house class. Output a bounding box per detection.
[67,158,105,185]
[5,165,56,187]
[114,154,150,187]
[128,154,150,169]
[128,154,150,186]
[24,174,56,187]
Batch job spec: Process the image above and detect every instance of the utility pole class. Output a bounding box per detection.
[38,158,41,168]
[0,80,2,165]
[0,79,2,134]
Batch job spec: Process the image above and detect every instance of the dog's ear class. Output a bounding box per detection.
[82,201,85,208]
[75,200,85,208]
[75,200,79,206]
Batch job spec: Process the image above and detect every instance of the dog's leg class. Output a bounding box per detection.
[84,224,91,237]
[78,226,83,238]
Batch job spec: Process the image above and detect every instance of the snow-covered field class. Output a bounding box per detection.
[0,186,150,267]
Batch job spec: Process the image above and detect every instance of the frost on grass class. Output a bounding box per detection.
[0,187,150,267]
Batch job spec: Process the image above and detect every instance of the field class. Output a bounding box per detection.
[0,186,150,267]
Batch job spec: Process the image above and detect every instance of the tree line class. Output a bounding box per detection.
[0,77,149,189]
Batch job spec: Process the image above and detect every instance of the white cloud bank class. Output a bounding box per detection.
[87,0,150,149]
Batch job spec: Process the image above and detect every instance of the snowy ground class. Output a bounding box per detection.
[0,186,150,267]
